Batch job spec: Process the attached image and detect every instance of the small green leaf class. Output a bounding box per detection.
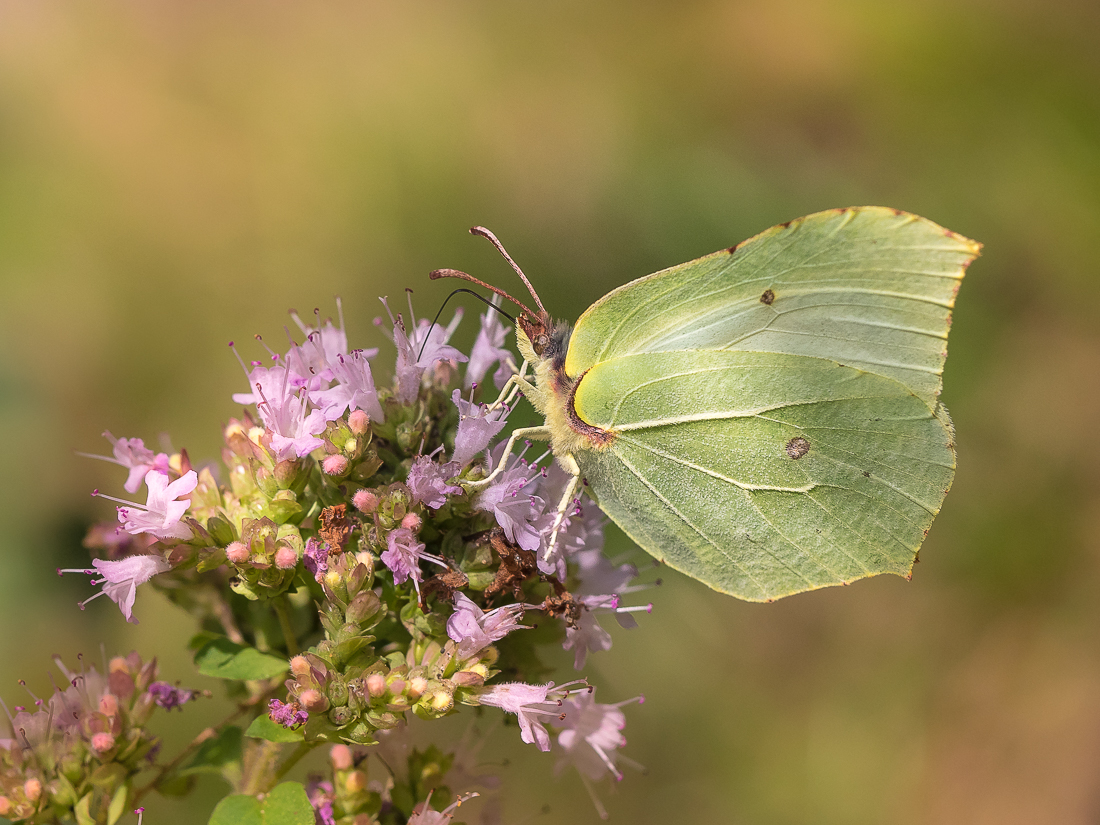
[106,783,129,825]
[194,637,289,681]
[207,783,314,825]
[74,794,95,825]
[209,794,262,825]
[246,714,304,743]
[262,782,315,825]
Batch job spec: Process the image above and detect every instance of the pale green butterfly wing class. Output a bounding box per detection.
[558,207,977,599]
[565,207,979,408]
[571,351,956,600]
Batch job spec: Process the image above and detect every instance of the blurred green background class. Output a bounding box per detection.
[1,1,1098,822]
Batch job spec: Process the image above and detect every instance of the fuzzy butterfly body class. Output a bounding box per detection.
[457,207,979,601]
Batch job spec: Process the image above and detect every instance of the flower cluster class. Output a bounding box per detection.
[69,296,654,818]
[0,653,198,823]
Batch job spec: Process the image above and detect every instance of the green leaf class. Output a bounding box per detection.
[261,782,315,825]
[106,783,129,825]
[207,783,314,825]
[209,794,262,825]
[194,637,289,681]
[246,713,304,743]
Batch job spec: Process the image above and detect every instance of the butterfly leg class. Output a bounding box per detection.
[461,425,551,491]
[484,361,531,414]
[543,454,581,562]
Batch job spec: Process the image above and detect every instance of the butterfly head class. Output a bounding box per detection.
[517,311,570,366]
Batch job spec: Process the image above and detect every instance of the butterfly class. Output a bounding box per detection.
[435,207,979,601]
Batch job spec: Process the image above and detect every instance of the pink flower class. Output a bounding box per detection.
[380,527,447,598]
[406,455,462,510]
[59,555,171,623]
[475,680,585,752]
[117,470,198,540]
[79,432,170,494]
[475,456,546,553]
[465,306,514,390]
[381,297,467,405]
[451,390,508,469]
[447,593,530,660]
[408,791,480,825]
[309,349,385,424]
[555,689,643,784]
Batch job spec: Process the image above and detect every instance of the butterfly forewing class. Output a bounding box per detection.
[564,207,979,409]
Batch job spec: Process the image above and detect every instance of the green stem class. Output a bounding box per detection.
[273,595,300,657]
[132,703,252,804]
[273,741,319,783]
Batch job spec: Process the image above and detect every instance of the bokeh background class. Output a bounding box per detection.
[1,1,1098,823]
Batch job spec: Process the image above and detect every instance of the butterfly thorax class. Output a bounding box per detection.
[516,314,616,457]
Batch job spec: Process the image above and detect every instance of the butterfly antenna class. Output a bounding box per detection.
[429,269,536,319]
[469,226,548,317]
[416,288,516,362]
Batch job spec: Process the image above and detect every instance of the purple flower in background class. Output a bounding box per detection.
[555,689,643,786]
[465,305,514,390]
[451,390,508,469]
[58,554,171,623]
[148,681,198,710]
[447,593,530,660]
[117,470,198,540]
[407,455,462,510]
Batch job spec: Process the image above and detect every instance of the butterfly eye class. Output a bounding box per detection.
[534,334,551,355]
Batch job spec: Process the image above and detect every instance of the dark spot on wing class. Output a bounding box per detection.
[862,471,870,477]
[760,289,775,305]
[785,437,810,459]
[727,242,740,253]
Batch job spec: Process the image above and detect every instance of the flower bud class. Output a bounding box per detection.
[323,454,349,476]
[0,797,11,816]
[328,705,355,726]
[428,689,453,712]
[327,678,349,708]
[23,779,41,802]
[344,770,368,793]
[299,688,329,713]
[365,673,386,698]
[330,744,354,771]
[226,541,250,564]
[348,410,370,435]
[400,512,422,531]
[91,732,116,753]
[99,694,119,717]
[274,545,298,569]
[290,656,312,678]
[352,489,379,513]
[407,677,428,701]
[387,677,406,697]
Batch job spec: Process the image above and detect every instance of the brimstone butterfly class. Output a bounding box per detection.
[435,207,979,601]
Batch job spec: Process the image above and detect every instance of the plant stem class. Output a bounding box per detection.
[273,595,300,657]
[273,741,318,783]
[132,703,251,804]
